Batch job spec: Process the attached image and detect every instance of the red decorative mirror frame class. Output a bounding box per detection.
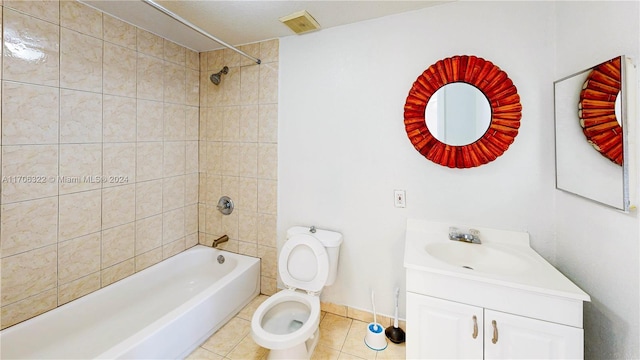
[404,55,522,168]
[578,56,622,165]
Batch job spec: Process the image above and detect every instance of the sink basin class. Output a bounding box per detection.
[424,241,532,275]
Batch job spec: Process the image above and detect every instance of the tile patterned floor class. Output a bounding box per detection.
[187,295,406,360]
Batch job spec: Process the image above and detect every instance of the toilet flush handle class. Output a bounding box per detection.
[309,226,316,233]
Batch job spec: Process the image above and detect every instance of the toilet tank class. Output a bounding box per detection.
[287,226,343,286]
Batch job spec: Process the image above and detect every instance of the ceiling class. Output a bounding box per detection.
[83,1,451,53]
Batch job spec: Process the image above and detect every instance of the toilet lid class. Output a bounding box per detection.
[279,234,329,294]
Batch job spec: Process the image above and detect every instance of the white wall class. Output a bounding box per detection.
[554,1,639,359]
[279,1,556,317]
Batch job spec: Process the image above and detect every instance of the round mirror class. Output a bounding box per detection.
[425,83,491,146]
[404,55,522,168]
[578,56,623,165]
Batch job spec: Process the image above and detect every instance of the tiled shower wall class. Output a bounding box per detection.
[198,42,279,296]
[0,1,201,329]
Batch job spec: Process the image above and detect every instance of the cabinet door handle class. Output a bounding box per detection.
[472,315,478,339]
[491,320,498,344]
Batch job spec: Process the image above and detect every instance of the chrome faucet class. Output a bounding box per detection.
[212,235,229,248]
[449,227,481,244]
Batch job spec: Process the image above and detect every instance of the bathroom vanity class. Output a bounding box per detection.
[404,219,590,359]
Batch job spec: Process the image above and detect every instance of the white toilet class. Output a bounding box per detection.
[251,226,342,359]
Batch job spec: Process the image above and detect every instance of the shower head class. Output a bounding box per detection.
[210,66,229,85]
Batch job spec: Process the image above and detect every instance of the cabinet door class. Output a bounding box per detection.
[406,293,483,359]
[484,309,584,360]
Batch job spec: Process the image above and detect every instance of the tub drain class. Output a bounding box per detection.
[217,255,225,264]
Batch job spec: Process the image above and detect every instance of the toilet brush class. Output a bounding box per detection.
[364,290,387,351]
[385,288,406,344]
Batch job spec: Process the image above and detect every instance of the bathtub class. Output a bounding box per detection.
[1,245,260,359]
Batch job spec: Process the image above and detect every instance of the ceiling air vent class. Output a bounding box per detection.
[279,10,321,35]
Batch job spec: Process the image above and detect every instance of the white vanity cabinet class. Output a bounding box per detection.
[406,293,584,359]
[404,219,590,360]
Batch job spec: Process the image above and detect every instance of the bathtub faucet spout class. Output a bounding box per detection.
[212,235,229,248]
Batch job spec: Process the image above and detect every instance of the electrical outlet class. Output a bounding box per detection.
[394,190,406,208]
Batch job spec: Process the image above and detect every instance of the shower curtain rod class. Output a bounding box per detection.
[141,0,262,65]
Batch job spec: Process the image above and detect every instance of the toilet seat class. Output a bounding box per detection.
[251,290,321,350]
[279,234,329,294]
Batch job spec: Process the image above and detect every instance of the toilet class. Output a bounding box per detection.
[251,226,342,359]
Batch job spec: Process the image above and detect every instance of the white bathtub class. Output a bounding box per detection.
[1,245,260,359]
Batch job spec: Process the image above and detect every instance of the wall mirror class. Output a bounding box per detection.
[554,55,636,211]
[404,55,522,168]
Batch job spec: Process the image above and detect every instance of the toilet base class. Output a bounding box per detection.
[267,328,320,360]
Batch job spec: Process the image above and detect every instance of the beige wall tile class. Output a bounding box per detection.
[137,29,163,58]
[185,232,198,248]
[238,211,258,243]
[58,272,101,305]
[135,214,163,254]
[3,9,59,86]
[60,0,102,38]
[164,61,186,104]
[222,66,241,105]
[260,276,276,296]
[206,107,223,142]
[136,179,163,219]
[163,175,185,211]
[240,65,260,105]
[221,210,239,240]
[164,141,186,177]
[257,179,277,215]
[222,106,240,142]
[239,105,259,142]
[205,50,224,72]
[58,189,101,241]
[137,53,164,101]
[321,302,348,317]
[238,177,258,212]
[164,40,185,66]
[238,143,258,178]
[136,142,163,182]
[221,143,239,176]
[185,173,198,205]
[103,95,136,142]
[164,103,186,141]
[102,142,136,186]
[259,39,279,64]
[1,288,56,329]
[186,49,199,71]
[101,258,134,286]
[186,141,199,174]
[60,89,102,144]
[259,63,278,104]
[257,245,277,279]
[185,204,198,235]
[238,43,260,67]
[257,213,277,248]
[102,184,135,229]
[1,197,58,258]
[205,205,221,235]
[60,28,102,92]
[1,244,57,305]
[223,49,242,68]
[1,145,58,203]
[258,104,278,143]
[4,0,60,24]
[135,247,162,272]
[257,143,277,180]
[186,69,200,106]
[58,232,101,284]
[185,106,199,141]
[163,207,185,243]
[205,174,222,204]
[163,237,185,259]
[103,14,136,50]
[59,143,102,194]
[103,42,136,97]
[2,81,59,145]
[238,240,257,257]
[102,223,135,268]
[137,99,164,141]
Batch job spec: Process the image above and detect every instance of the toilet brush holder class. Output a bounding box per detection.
[364,322,387,351]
